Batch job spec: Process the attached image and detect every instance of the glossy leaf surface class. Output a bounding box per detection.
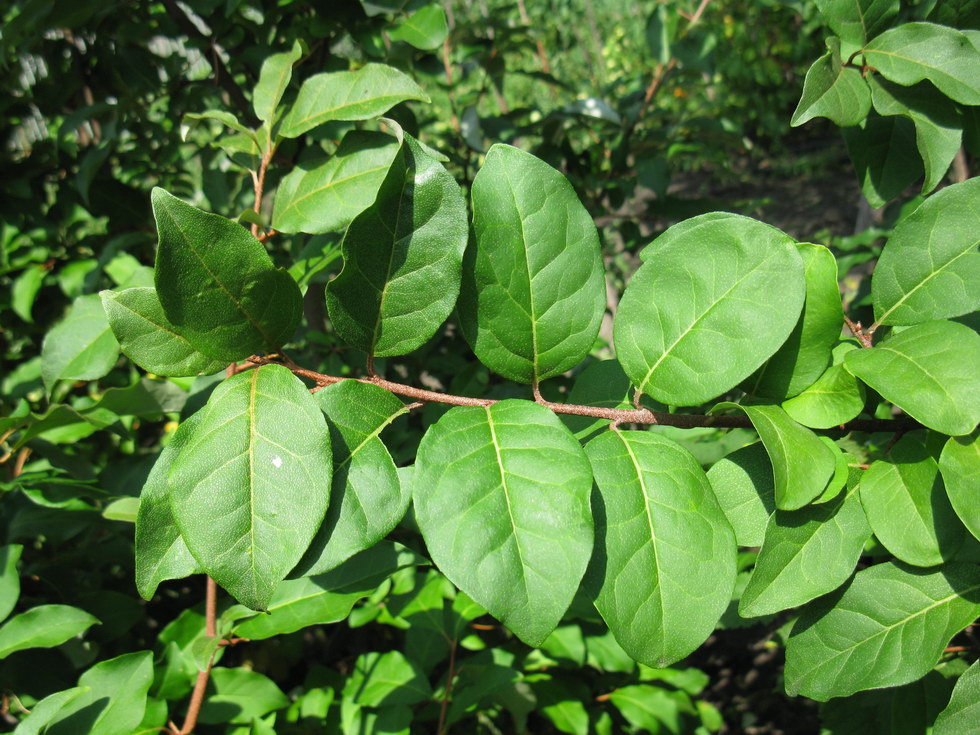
[784,561,980,700]
[413,400,594,646]
[844,320,980,436]
[169,365,332,610]
[460,144,605,384]
[586,430,736,667]
[616,214,804,405]
[706,442,776,547]
[0,604,99,659]
[326,135,467,356]
[940,434,980,542]
[41,293,120,392]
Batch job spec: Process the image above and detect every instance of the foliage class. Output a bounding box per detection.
[1,0,978,733]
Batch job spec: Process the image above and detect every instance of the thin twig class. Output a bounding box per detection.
[843,314,874,348]
[436,638,459,735]
[174,577,219,735]
[251,149,273,239]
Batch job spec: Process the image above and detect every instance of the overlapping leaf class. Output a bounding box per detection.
[815,0,898,47]
[388,5,448,50]
[42,293,120,392]
[459,144,606,384]
[325,135,467,356]
[940,434,980,542]
[935,660,980,735]
[168,365,332,610]
[782,342,866,429]
[0,605,100,659]
[792,38,871,127]
[615,214,804,406]
[586,430,736,667]
[842,113,923,207]
[413,400,594,646]
[706,442,776,547]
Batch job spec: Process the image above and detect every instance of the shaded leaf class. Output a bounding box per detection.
[198,668,289,725]
[41,294,120,392]
[934,660,980,735]
[815,0,898,46]
[940,433,980,542]
[792,37,871,127]
[706,442,776,547]
[0,544,23,623]
[253,41,303,124]
[388,5,448,50]
[342,651,431,707]
[782,342,867,429]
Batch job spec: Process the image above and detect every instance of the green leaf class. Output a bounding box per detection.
[0,544,23,623]
[272,130,400,235]
[41,293,120,392]
[342,651,432,707]
[0,604,100,659]
[869,76,963,195]
[712,403,837,510]
[413,400,594,646]
[103,497,139,522]
[253,41,303,124]
[609,685,695,734]
[151,188,302,363]
[293,381,410,576]
[11,687,88,735]
[940,433,980,542]
[815,0,898,46]
[871,178,980,327]
[860,433,966,566]
[784,561,980,701]
[279,64,429,139]
[198,668,289,725]
[181,110,258,144]
[325,134,468,357]
[12,264,45,323]
[706,442,776,547]
[842,113,923,208]
[45,651,153,735]
[934,660,980,735]
[135,412,203,600]
[169,365,332,610]
[101,288,226,377]
[615,214,804,405]
[863,23,980,106]
[388,5,448,50]
[744,242,843,400]
[739,487,871,617]
[791,37,871,127]
[460,144,606,384]
[586,430,736,667]
[782,342,867,429]
[844,320,980,436]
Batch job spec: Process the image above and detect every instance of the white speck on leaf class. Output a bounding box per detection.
[272,455,283,468]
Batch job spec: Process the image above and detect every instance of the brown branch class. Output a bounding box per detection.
[251,149,273,239]
[436,638,459,735]
[174,577,219,735]
[246,355,922,433]
[844,314,874,348]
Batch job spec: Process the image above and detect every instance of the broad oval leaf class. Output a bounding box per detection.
[135,412,204,600]
[413,399,594,646]
[326,135,468,357]
[940,434,980,542]
[791,38,871,127]
[169,364,332,610]
[934,660,980,735]
[615,214,804,405]
[706,442,776,547]
[871,179,980,327]
[151,188,302,363]
[41,293,120,393]
[0,604,100,659]
[459,144,606,385]
[860,433,966,566]
[844,320,980,436]
[782,342,866,429]
[101,288,226,377]
[279,63,429,139]
[863,23,980,106]
[293,381,410,576]
[784,561,980,701]
[586,430,736,667]
[739,487,871,617]
[388,5,448,50]
[272,130,400,235]
[253,41,302,124]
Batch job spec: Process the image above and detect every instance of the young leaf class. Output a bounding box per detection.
[706,442,776,547]
[585,430,736,667]
[862,23,980,106]
[279,63,429,139]
[41,293,120,392]
[871,178,980,327]
[253,41,303,124]
[842,113,923,208]
[197,668,289,725]
[293,381,411,576]
[101,288,226,377]
[135,412,204,600]
[413,400,594,647]
[460,144,606,385]
[0,544,23,623]
[782,342,866,429]
[739,486,871,617]
[791,37,871,127]
[615,214,804,406]
[744,242,843,400]
[272,130,400,235]
[814,0,898,46]
[844,320,980,436]
[151,188,302,363]
[940,434,980,542]
[388,5,449,50]
[860,433,966,566]
[712,403,837,510]
[168,365,332,610]
[784,561,980,701]
[934,660,980,735]
[0,604,100,659]
[325,134,468,357]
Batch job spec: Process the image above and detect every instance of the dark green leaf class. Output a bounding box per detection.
[815,0,898,46]
[10,687,87,735]
[0,544,23,623]
[843,113,923,208]
[342,651,432,707]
